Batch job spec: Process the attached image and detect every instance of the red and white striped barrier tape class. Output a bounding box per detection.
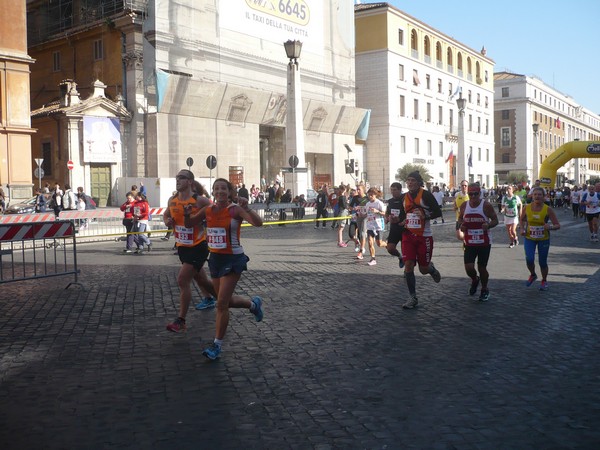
[0,221,74,242]
[0,213,56,224]
[149,208,166,216]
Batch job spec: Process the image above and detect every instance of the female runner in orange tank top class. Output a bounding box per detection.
[185,178,263,360]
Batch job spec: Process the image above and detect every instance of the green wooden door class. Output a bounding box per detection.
[90,164,112,207]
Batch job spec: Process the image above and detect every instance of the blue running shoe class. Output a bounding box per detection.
[525,274,538,287]
[251,296,263,322]
[478,289,490,302]
[398,256,405,269]
[539,281,549,291]
[195,297,216,310]
[202,342,221,360]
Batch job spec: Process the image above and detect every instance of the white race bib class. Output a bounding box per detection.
[174,225,194,245]
[207,227,227,250]
[529,225,545,239]
[406,212,422,229]
[466,228,485,244]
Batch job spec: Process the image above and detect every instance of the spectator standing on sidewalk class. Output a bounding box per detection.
[184,178,264,360]
[132,192,152,253]
[397,171,442,309]
[120,192,136,253]
[35,187,47,212]
[164,170,217,333]
[62,184,77,211]
[238,184,249,202]
[315,184,329,229]
[520,187,561,291]
[458,183,499,302]
[50,182,63,217]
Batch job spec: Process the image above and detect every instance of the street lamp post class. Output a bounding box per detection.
[284,40,307,198]
[532,123,539,183]
[456,93,467,182]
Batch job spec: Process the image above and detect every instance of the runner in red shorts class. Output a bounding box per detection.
[398,171,442,309]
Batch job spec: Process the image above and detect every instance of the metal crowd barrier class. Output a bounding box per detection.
[0,220,80,287]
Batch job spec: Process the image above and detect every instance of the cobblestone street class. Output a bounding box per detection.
[1,212,599,449]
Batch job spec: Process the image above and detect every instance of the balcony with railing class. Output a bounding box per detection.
[445,126,458,142]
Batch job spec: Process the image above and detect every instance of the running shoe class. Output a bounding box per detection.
[430,263,441,283]
[195,297,216,310]
[367,258,377,266]
[509,243,514,248]
[356,253,364,260]
[525,274,538,287]
[539,281,549,291]
[402,295,419,309]
[123,249,133,253]
[398,256,405,269]
[337,242,348,248]
[202,342,222,360]
[469,276,480,296]
[251,296,263,322]
[478,289,490,302]
[166,317,186,333]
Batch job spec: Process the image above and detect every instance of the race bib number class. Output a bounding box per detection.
[174,225,194,245]
[207,227,227,250]
[133,206,141,216]
[390,208,400,217]
[505,207,516,217]
[529,225,545,239]
[466,228,485,245]
[406,212,423,229]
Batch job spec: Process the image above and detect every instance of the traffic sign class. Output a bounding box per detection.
[186,157,194,168]
[34,168,45,178]
[206,155,217,170]
[289,155,299,168]
[67,160,74,170]
[34,158,44,167]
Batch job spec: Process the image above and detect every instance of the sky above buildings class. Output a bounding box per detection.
[387,0,600,115]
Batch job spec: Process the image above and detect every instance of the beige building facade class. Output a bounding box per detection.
[0,0,35,203]
[494,72,600,186]
[26,0,367,204]
[355,3,495,191]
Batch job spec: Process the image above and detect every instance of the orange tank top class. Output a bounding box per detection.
[205,204,244,254]
[169,194,206,247]
[403,189,426,236]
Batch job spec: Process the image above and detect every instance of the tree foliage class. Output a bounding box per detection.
[395,164,432,183]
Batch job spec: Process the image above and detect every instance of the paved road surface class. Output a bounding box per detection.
[1,210,599,449]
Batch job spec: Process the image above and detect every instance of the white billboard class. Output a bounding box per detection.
[219,0,324,54]
[82,116,122,163]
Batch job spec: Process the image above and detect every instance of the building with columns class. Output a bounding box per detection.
[0,0,35,204]
[26,0,367,205]
[354,2,495,191]
[494,71,600,186]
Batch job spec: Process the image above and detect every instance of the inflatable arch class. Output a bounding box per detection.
[538,141,600,188]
